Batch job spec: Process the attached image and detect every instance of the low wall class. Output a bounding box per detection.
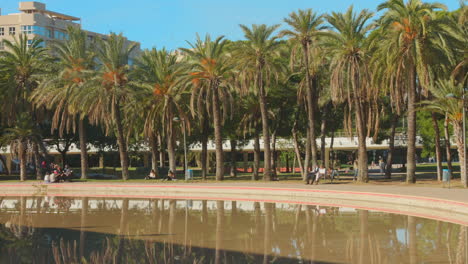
[1,183,467,226]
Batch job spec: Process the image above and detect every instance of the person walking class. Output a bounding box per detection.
[379,157,386,176]
[353,160,358,181]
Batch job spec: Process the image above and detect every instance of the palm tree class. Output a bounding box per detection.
[0,35,49,180]
[0,35,49,123]
[280,9,325,169]
[77,33,137,180]
[325,6,375,182]
[424,79,467,188]
[377,0,448,183]
[237,24,280,181]
[182,34,232,181]
[132,48,188,175]
[0,114,43,181]
[31,26,95,179]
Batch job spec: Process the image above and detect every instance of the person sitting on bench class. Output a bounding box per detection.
[145,169,158,180]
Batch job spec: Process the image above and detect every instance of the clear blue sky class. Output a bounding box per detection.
[1,0,461,50]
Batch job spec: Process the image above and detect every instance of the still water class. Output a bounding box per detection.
[0,196,466,264]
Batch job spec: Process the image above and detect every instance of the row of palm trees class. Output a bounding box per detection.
[0,0,466,187]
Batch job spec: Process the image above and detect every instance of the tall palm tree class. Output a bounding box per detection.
[237,24,280,181]
[132,48,188,175]
[78,33,137,180]
[0,114,43,181]
[31,26,95,179]
[182,34,232,181]
[0,35,49,180]
[325,7,375,182]
[424,79,467,188]
[0,35,49,123]
[377,0,448,183]
[280,9,325,168]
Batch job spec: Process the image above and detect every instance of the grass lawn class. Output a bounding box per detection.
[0,163,465,188]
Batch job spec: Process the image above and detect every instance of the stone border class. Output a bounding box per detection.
[1,183,467,226]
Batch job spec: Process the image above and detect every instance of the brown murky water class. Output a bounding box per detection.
[0,196,466,263]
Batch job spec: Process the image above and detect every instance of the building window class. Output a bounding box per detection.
[20,25,52,38]
[9,27,16,36]
[21,25,33,34]
[0,41,4,50]
[0,28,4,36]
[54,30,68,40]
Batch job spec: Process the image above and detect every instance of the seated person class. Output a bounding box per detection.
[63,165,73,181]
[145,169,158,180]
[315,165,327,185]
[163,170,176,181]
[53,165,64,182]
[305,166,319,185]
[44,174,50,183]
[49,172,56,183]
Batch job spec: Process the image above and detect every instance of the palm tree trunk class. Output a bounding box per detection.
[19,140,27,182]
[292,127,305,180]
[355,99,368,182]
[385,115,398,179]
[320,107,328,164]
[453,121,466,185]
[158,134,165,167]
[444,115,454,178]
[305,129,311,175]
[253,131,260,181]
[149,132,159,171]
[431,112,443,181]
[78,119,88,180]
[230,139,237,177]
[302,43,318,168]
[271,132,277,178]
[113,102,130,180]
[406,64,417,183]
[258,64,272,181]
[212,81,224,181]
[201,116,209,180]
[32,142,42,180]
[167,120,176,174]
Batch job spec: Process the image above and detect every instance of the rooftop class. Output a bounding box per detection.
[12,1,80,21]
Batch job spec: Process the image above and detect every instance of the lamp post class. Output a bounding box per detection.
[173,117,188,180]
[446,89,467,188]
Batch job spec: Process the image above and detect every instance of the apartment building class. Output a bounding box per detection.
[0,1,140,55]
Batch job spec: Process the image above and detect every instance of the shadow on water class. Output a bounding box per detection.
[0,196,466,264]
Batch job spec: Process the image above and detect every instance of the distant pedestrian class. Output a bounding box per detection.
[353,160,358,181]
[379,157,386,176]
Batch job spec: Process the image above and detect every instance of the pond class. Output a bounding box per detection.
[0,196,466,263]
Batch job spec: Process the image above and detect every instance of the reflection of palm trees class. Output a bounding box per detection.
[263,203,273,264]
[359,210,369,264]
[80,197,88,258]
[455,226,466,264]
[215,201,225,264]
[407,216,417,264]
[116,198,129,262]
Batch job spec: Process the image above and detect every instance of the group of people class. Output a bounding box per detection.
[145,169,176,181]
[43,162,73,183]
[305,165,339,185]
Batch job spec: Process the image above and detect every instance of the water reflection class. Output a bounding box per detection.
[0,196,466,263]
